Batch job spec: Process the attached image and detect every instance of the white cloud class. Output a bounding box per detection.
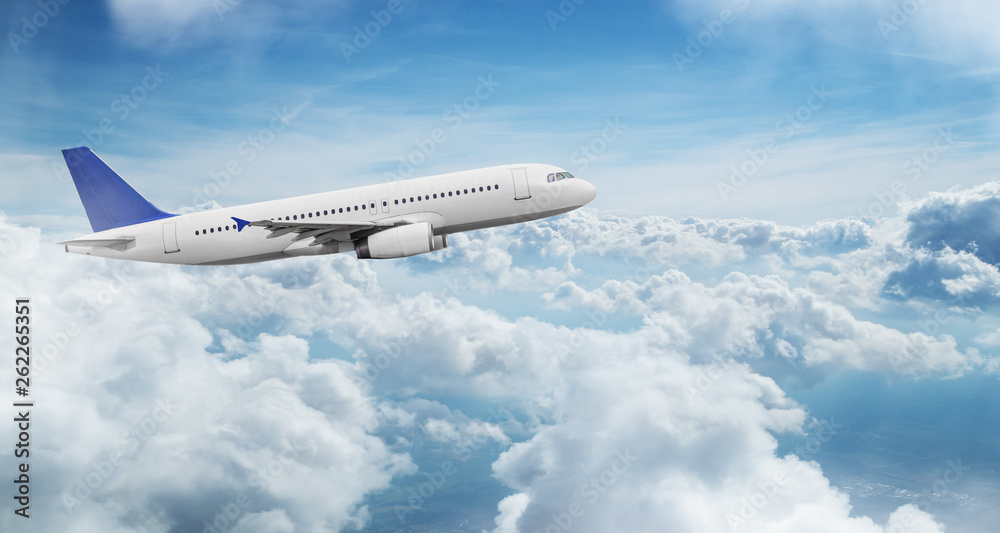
[487,346,943,533]
[1,182,988,532]
[103,0,349,48]
[671,0,1000,64]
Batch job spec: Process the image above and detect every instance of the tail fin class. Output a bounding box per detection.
[62,147,175,232]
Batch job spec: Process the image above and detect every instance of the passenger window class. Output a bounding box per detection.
[308,213,313,218]
[195,230,199,235]
[293,215,298,220]
[487,185,491,191]
[402,198,406,204]
[210,228,214,233]
[382,201,387,206]
[479,186,484,192]
[395,199,399,205]
[370,203,375,209]
[464,189,468,194]
[324,210,328,215]
[448,191,453,196]
[347,207,351,212]
[409,197,414,202]
[354,205,359,211]
[495,184,499,189]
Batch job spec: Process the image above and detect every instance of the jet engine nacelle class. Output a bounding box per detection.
[356,222,447,259]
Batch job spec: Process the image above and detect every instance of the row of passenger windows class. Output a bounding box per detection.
[193,182,501,236]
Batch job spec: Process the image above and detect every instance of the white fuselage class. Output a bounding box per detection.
[64,163,597,265]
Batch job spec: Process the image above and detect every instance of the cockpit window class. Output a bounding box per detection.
[546,172,576,182]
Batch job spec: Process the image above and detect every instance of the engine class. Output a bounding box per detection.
[356,222,448,259]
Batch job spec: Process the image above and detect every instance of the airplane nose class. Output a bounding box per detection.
[579,179,597,205]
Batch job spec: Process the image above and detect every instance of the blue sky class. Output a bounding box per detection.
[4,0,1000,223]
[2,1,1000,532]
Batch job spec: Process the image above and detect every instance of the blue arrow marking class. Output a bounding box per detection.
[231,217,251,232]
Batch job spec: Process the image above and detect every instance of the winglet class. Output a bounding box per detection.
[231,217,251,232]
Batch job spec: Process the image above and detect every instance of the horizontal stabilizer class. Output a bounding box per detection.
[58,236,136,252]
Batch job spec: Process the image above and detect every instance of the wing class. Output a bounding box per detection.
[231,217,398,246]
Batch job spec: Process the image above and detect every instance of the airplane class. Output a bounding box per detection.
[57,147,597,265]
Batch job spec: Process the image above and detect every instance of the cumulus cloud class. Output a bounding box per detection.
[0,188,985,532]
[487,342,943,533]
[903,181,1000,265]
[544,270,974,376]
[0,231,411,532]
[877,182,1000,307]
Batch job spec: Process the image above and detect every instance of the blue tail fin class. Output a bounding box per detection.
[62,147,175,233]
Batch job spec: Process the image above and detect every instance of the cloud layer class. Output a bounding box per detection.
[4,181,999,532]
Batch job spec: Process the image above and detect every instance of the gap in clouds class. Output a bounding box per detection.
[779,371,1000,529]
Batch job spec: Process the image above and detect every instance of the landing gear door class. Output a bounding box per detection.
[511,168,531,200]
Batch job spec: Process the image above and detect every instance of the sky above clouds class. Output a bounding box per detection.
[1,1,999,532]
